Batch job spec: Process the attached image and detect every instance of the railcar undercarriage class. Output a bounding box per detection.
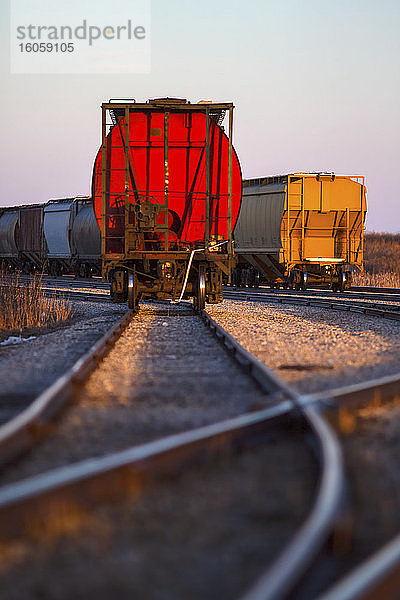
[106,252,231,311]
[232,259,353,292]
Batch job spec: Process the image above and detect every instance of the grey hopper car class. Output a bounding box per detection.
[0,197,101,276]
[233,173,367,290]
[0,211,19,260]
[0,205,46,272]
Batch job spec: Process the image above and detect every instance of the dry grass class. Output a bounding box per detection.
[352,271,400,288]
[364,233,400,274]
[0,272,75,334]
[353,232,400,288]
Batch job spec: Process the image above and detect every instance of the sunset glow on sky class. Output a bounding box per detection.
[1,0,399,232]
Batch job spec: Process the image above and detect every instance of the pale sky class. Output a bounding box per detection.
[1,0,399,231]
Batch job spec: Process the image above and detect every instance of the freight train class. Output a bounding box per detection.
[0,197,101,277]
[233,173,367,291]
[0,98,367,302]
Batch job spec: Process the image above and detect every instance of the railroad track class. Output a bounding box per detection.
[0,300,340,599]
[9,274,400,327]
[237,370,400,600]
[15,274,109,292]
[2,292,400,597]
[0,310,132,466]
[223,287,400,321]
[228,284,400,302]
[9,275,400,303]
[43,287,110,303]
[31,275,400,318]
[294,374,400,600]
[1,274,109,304]
[230,285,400,300]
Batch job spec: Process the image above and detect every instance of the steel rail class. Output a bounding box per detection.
[0,281,110,303]
[0,308,345,600]
[315,534,400,600]
[239,404,343,600]
[198,315,345,600]
[200,310,299,397]
[224,286,400,305]
[3,274,109,291]
[307,374,400,600]
[46,280,108,291]
[223,289,400,321]
[300,369,400,412]
[291,370,400,599]
[350,285,400,295]
[0,404,293,541]
[42,288,110,303]
[202,311,400,600]
[239,374,400,600]
[228,284,400,296]
[0,311,132,467]
[224,287,400,307]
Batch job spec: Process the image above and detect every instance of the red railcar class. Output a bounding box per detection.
[92,98,242,309]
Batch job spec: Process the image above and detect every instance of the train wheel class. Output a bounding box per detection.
[127,270,139,312]
[110,270,127,303]
[299,272,308,291]
[194,265,206,311]
[338,271,346,292]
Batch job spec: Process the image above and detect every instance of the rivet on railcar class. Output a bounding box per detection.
[92,98,242,310]
[233,173,367,291]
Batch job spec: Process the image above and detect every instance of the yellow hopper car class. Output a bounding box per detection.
[233,172,367,291]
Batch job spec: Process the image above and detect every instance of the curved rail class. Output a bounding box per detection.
[199,311,345,600]
[299,368,400,599]
[5,280,400,598]
[203,309,400,599]
[240,405,343,600]
[3,282,400,597]
[0,306,346,600]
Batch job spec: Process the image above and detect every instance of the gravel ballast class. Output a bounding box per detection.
[0,301,127,424]
[3,297,398,596]
[0,302,272,485]
[207,300,400,394]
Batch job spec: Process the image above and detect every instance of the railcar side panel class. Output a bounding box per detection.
[234,184,285,254]
[44,201,75,258]
[71,202,101,258]
[0,212,19,257]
